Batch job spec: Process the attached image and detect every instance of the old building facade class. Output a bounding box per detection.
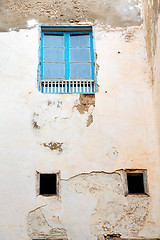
[0,0,160,239]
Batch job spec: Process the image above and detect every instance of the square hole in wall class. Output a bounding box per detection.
[122,170,149,195]
[39,173,58,195]
[127,172,144,193]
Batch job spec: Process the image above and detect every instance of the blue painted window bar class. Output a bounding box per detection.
[39,26,96,94]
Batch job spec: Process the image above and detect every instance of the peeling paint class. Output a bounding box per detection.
[74,94,95,114]
[32,113,40,130]
[47,100,52,106]
[27,171,150,239]
[27,207,67,239]
[32,120,40,130]
[121,28,135,42]
[43,142,63,153]
[86,113,93,127]
[47,100,62,108]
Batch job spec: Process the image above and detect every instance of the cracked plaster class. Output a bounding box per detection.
[28,171,149,240]
[27,206,67,239]
[32,95,95,146]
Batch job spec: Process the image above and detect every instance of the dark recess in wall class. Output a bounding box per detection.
[127,172,144,194]
[40,173,57,195]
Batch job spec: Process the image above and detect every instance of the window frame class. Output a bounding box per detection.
[38,25,97,94]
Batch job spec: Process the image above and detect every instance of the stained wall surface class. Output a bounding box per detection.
[0,0,160,239]
[142,0,160,157]
[0,0,142,31]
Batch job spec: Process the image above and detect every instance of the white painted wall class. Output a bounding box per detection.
[0,24,160,239]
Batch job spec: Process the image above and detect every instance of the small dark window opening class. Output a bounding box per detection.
[127,172,144,194]
[40,173,57,195]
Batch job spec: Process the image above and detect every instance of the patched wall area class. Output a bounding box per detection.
[27,171,150,240]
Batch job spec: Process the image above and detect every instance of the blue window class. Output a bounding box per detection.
[38,26,96,94]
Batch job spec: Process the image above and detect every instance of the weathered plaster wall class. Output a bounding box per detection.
[142,0,160,66]
[27,171,150,240]
[0,0,142,31]
[142,0,160,158]
[0,0,160,239]
[142,3,160,235]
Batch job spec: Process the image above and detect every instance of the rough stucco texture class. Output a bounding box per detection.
[27,172,149,240]
[0,0,142,31]
[142,0,160,157]
[142,0,160,64]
